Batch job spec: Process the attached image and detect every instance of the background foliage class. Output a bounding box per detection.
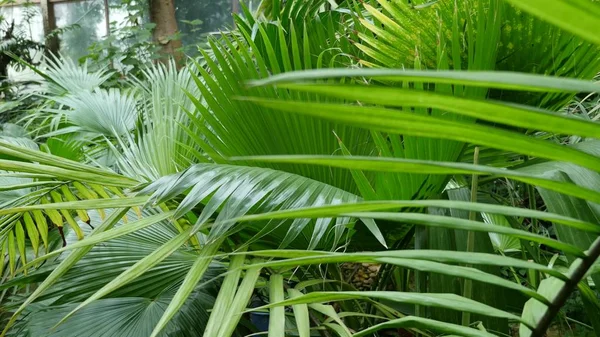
[0,0,599,337]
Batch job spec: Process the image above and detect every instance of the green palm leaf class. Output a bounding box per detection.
[10,210,222,337]
[138,163,385,249]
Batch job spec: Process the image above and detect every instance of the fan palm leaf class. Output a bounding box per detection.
[186,7,374,193]
[6,210,223,337]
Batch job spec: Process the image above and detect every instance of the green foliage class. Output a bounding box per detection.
[1,1,600,337]
[0,3,46,123]
[175,0,234,52]
[81,0,159,81]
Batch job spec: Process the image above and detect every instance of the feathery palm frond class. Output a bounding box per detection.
[2,1,600,337]
[233,46,600,336]
[137,163,384,250]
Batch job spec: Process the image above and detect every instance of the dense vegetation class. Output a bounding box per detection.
[1,0,600,336]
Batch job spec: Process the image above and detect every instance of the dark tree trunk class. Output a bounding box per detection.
[40,0,59,55]
[149,0,183,67]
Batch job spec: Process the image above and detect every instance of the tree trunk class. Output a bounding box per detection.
[232,0,240,27]
[40,0,59,56]
[149,0,183,67]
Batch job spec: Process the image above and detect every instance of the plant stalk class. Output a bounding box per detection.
[531,236,600,337]
[278,269,332,337]
[461,146,479,327]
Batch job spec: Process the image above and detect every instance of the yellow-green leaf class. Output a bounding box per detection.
[268,274,285,337]
[22,212,39,256]
[7,230,15,277]
[32,210,48,252]
[14,221,26,271]
[51,191,84,240]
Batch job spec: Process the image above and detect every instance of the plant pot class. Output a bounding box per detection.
[250,311,270,332]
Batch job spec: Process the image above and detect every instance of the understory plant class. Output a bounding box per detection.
[0,1,600,337]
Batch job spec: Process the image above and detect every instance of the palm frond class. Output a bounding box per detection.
[2,1,600,336]
[113,63,204,181]
[228,47,600,335]
[8,210,222,337]
[138,163,384,249]
[48,88,138,137]
[187,7,373,193]
[41,55,113,96]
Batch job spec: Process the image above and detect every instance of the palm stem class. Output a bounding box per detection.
[461,146,479,326]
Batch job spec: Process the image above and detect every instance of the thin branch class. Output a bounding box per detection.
[531,236,600,336]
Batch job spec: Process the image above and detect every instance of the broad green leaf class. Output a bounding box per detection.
[255,291,529,327]
[534,169,600,335]
[482,213,521,253]
[272,84,600,139]
[32,210,48,251]
[250,69,600,93]
[245,99,600,173]
[149,239,222,337]
[232,199,599,234]
[535,170,600,260]
[18,288,216,337]
[287,289,310,337]
[203,253,247,337]
[139,164,366,250]
[237,155,600,204]
[50,88,139,137]
[354,316,496,337]
[268,274,285,337]
[504,0,600,45]
[520,277,563,337]
[239,250,566,280]
[214,265,262,337]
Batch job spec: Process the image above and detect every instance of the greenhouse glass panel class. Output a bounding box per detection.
[175,0,256,48]
[0,4,44,81]
[54,0,107,61]
[0,4,44,42]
